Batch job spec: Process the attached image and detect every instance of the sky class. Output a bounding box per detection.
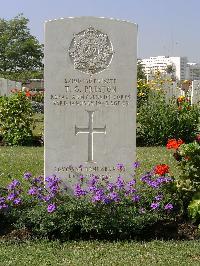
[0,0,200,62]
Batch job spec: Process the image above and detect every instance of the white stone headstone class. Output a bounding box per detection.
[0,78,22,96]
[191,80,200,105]
[44,17,137,191]
[0,78,8,96]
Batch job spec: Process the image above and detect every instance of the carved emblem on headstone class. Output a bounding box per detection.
[69,26,113,74]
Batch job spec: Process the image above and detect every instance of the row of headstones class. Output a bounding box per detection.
[0,78,22,96]
[164,80,200,105]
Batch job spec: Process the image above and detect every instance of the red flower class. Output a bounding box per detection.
[26,91,31,97]
[154,164,169,176]
[166,139,184,150]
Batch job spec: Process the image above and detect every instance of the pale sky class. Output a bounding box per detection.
[0,0,200,62]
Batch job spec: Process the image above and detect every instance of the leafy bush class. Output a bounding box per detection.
[137,91,199,146]
[167,137,200,195]
[137,79,150,109]
[0,164,182,240]
[188,196,200,223]
[0,92,33,145]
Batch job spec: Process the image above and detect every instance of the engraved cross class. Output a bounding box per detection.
[75,110,106,163]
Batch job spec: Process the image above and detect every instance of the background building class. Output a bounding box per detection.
[141,56,200,81]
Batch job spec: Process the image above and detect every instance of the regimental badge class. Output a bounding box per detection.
[69,26,113,74]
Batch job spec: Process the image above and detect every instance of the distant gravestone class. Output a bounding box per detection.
[164,81,181,101]
[0,78,8,96]
[44,17,137,190]
[0,78,22,96]
[191,80,200,105]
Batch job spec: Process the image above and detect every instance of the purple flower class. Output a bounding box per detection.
[164,203,173,210]
[42,195,52,202]
[28,187,38,195]
[45,175,60,188]
[140,172,152,182]
[23,172,32,180]
[88,176,98,186]
[132,161,140,169]
[50,186,59,194]
[92,189,104,202]
[109,192,120,202]
[147,180,160,189]
[155,194,163,201]
[132,194,140,202]
[7,180,20,190]
[7,193,16,201]
[47,203,56,213]
[88,185,97,192]
[74,183,87,197]
[13,198,22,205]
[0,197,5,204]
[127,179,136,187]
[0,204,8,209]
[150,202,160,210]
[116,176,124,190]
[79,175,85,181]
[103,197,111,204]
[116,163,125,171]
[107,182,115,192]
[32,177,43,184]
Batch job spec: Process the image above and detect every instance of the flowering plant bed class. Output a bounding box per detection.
[0,162,194,241]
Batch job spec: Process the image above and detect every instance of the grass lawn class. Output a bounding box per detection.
[0,146,178,186]
[0,146,179,187]
[0,240,200,265]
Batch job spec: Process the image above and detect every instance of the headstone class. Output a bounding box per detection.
[191,80,200,105]
[0,78,8,96]
[44,17,137,191]
[164,81,181,101]
[0,78,22,96]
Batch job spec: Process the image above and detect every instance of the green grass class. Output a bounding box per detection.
[0,240,200,266]
[32,113,44,136]
[0,146,178,187]
[0,146,43,187]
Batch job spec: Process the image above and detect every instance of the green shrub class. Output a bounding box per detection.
[1,167,182,241]
[188,197,200,223]
[137,91,199,146]
[167,137,200,219]
[10,195,178,240]
[0,93,33,145]
[137,79,150,109]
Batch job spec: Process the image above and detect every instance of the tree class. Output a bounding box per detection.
[0,14,43,82]
[137,60,146,80]
[166,64,176,81]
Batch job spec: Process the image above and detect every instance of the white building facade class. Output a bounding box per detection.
[140,56,188,81]
[186,63,200,81]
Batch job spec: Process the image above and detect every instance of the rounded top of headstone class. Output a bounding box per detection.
[44,16,137,26]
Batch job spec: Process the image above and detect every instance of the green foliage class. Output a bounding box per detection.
[174,141,200,196]
[188,197,200,223]
[137,79,150,109]
[137,60,146,80]
[0,14,43,82]
[137,91,200,146]
[0,93,33,145]
[7,194,178,241]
